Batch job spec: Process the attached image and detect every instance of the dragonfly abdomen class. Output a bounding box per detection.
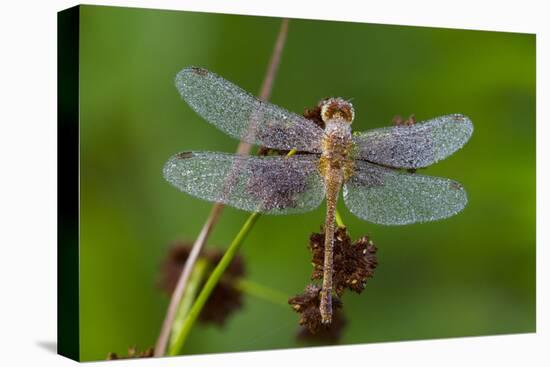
[318,118,353,324]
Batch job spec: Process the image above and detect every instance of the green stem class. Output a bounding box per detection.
[168,212,261,356]
[236,279,289,308]
[335,209,345,228]
[168,258,209,351]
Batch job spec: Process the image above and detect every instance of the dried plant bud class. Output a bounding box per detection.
[202,246,245,279]
[158,244,193,294]
[405,114,416,126]
[303,103,326,129]
[288,284,343,334]
[106,346,154,360]
[393,114,416,126]
[309,227,378,296]
[296,308,346,344]
[158,241,245,326]
[392,115,404,126]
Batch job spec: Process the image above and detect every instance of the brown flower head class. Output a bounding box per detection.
[296,308,346,344]
[392,114,416,126]
[288,284,343,334]
[158,241,245,326]
[303,102,326,129]
[309,226,378,296]
[106,346,154,360]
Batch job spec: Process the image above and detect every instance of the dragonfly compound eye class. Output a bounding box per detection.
[320,97,355,124]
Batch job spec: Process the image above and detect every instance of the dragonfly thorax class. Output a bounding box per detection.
[320,119,355,182]
[319,98,355,180]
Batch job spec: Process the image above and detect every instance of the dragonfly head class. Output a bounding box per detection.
[320,97,355,124]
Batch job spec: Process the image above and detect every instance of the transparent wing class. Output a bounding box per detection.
[352,114,473,169]
[175,67,324,152]
[343,160,467,225]
[163,151,325,214]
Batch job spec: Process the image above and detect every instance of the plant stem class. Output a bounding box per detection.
[168,259,209,351]
[154,18,290,357]
[235,279,289,308]
[168,212,261,356]
[155,205,224,356]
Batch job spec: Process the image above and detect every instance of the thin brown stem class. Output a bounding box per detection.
[258,19,289,102]
[154,204,223,356]
[154,18,290,357]
[236,18,289,156]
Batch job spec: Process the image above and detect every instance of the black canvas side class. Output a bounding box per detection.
[57,5,80,362]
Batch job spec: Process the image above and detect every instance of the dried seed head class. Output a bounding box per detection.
[296,308,346,344]
[303,104,326,129]
[288,284,343,334]
[106,346,154,360]
[392,114,416,126]
[309,226,378,296]
[158,241,245,326]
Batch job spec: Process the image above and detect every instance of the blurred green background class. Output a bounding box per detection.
[78,5,535,361]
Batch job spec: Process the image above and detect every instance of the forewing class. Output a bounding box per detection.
[163,152,325,214]
[175,67,324,152]
[343,160,467,225]
[353,114,473,168]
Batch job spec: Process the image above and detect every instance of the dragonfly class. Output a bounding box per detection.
[163,66,473,324]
